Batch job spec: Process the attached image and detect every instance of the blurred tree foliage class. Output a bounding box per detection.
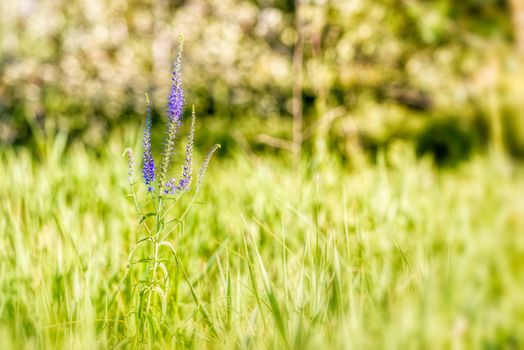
[1,0,523,161]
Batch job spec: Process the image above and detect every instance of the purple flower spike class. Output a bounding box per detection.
[167,35,185,126]
[142,93,155,192]
[159,35,185,190]
[177,105,196,191]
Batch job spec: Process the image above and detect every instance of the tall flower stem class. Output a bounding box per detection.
[124,35,220,344]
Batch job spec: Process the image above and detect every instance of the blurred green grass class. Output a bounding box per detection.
[1,132,523,348]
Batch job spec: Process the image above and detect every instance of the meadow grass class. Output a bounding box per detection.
[1,131,523,349]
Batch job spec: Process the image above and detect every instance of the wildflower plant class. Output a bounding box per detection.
[122,35,220,343]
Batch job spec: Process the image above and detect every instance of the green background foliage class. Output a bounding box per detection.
[2,0,524,161]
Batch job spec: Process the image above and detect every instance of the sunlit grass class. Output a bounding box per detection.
[1,133,523,349]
